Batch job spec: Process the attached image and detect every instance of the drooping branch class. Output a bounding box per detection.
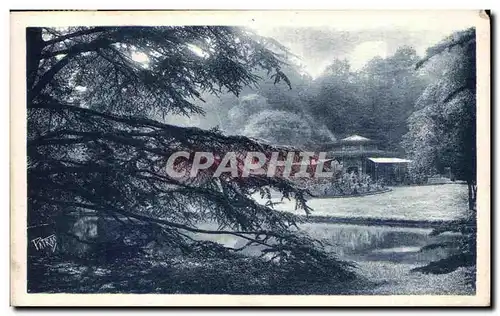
[27,102,310,232]
[40,37,111,59]
[29,56,71,102]
[30,38,113,102]
[26,26,356,281]
[43,27,108,46]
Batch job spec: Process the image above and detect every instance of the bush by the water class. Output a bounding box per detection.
[302,172,386,197]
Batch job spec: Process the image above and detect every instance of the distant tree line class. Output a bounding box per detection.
[201,46,429,152]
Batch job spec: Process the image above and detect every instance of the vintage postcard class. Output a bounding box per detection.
[10,10,490,306]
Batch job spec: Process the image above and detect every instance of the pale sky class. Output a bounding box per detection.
[252,17,476,77]
[127,13,477,78]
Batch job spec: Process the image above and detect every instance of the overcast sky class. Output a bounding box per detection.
[253,18,476,77]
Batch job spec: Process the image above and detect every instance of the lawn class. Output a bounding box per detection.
[256,184,469,221]
[250,183,475,295]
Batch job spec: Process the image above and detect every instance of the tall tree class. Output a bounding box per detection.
[303,50,427,149]
[305,58,363,137]
[402,27,476,279]
[27,26,354,281]
[356,47,428,149]
[403,27,476,207]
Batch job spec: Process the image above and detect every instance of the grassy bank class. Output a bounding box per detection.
[257,184,469,221]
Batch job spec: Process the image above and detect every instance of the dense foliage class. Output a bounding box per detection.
[202,46,429,152]
[27,26,356,285]
[403,28,476,192]
[304,172,385,198]
[402,28,477,280]
[305,48,428,150]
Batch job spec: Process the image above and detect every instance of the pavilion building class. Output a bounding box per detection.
[318,134,412,184]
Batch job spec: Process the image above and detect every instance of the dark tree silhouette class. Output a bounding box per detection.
[27,26,355,282]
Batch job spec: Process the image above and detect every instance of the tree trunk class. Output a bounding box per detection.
[467,181,477,211]
[26,28,44,101]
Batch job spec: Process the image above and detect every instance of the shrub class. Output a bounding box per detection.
[301,172,384,197]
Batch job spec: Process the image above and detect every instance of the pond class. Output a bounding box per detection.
[196,184,474,294]
[48,184,473,294]
[192,219,472,295]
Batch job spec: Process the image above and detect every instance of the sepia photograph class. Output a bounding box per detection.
[10,10,490,306]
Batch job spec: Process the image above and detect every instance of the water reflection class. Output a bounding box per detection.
[300,222,459,264]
